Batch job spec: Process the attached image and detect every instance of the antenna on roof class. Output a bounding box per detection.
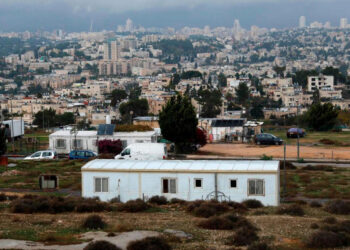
[90,19,94,33]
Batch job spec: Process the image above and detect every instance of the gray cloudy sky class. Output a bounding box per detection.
[0,0,349,32]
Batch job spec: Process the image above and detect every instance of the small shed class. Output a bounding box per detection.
[81,160,280,206]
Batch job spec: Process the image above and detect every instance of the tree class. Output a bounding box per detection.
[119,99,149,122]
[312,89,320,104]
[197,89,222,118]
[250,99,264,119]
[218,73,227,88]
[98,140,123,154]
[159,95,198,153]
[110,89,127,107]
[129,86,142,100]
[181,71,202,79]
[273,66,286,78]
[33,108,57,128]
[303,103,339,131]
[57,112,75,126]
[235,82,250,106]
[322,66,346,84]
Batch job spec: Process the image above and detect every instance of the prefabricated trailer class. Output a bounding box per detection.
[81,160,280,206]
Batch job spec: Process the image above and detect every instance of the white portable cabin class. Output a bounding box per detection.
[3,119,25,138]
[81,160,280,206]
[49,130,157,154]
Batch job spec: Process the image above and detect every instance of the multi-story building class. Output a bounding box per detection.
[307,75,334,91]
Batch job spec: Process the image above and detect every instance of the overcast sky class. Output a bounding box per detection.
[0,0,349,32]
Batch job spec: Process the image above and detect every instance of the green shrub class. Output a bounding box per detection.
[84,240,121,250]
[148,196,168,205]
[242,199,264,209]
[276,204,304,216]
[0,193,6,202]
[322,217,337,224]
[118,199,150,212]
[324,200,350,215]
[247,242,271,250]
[309,201,322,208]
[192,201,229,218]
[260,154,273,160]
[82,215,107,230]
[227,227,259,246]
[305,230,347,248]
[169,198,187,205]
[127,236,171,250]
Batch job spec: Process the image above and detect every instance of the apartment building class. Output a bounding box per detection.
[307,75,334,91]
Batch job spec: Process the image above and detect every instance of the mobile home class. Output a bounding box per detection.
[49,130,157,154]
[81,160,280,206]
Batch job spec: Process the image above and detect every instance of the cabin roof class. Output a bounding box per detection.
[82,160,279,173]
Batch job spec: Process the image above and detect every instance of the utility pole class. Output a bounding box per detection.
[283,142,286,200]
[297,105,300,160]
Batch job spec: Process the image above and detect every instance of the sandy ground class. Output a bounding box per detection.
[194,143,350,160]
[0,231,159,250]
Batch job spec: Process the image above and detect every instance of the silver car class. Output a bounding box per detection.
[24,150,58,160]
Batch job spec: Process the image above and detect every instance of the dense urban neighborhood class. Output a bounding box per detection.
[0,12,350,250]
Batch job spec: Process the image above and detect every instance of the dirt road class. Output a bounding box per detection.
[195,143,350,160]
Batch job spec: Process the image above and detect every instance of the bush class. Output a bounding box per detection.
[148,196,168,205]
[322,217,337,224]
[185,200,205,213]
[227,227,259,246]
[247,242,271,250]
[192,201,229,218]
[284,161,296,170]
[310,223,319,229]
[98,140,123,155]
[198,214,256,231]
[197,216,235,230]
[303,165,334,171]
[242,199,264,209]
[169,198,186,205]
[324,200,350,215]
[127,236,171,250]
[320,220,350,234]
[309,201,322,208]
[306,230,347,248]
[276,204,304,216]
[225,201,248,212]
[260,154,273,160]
[118,199,150,212]
[224,213,258,231]
[84,240,121,250]
[10,196,110,214]
[82,215,107,230]
[0,193,6,202]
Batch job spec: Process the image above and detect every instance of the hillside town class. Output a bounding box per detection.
[0,8,350,250]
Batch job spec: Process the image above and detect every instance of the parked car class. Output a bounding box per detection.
[287,128,306,138]
[69,150,97,160]
[115,143,167,160]
[24,150,57,160]
[255,133,283,145]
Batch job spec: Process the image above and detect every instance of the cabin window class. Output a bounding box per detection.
[162,178,176,194]
[194,179,202,188]
[94,177,108,192]
[56,139,66,149]
[230,179,237,188]
[248,179,264,196]
[72,139,83,149]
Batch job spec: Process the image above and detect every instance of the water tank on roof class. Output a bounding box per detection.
[106,115,111,124]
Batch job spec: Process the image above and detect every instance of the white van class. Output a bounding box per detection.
[115,143,167,160]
